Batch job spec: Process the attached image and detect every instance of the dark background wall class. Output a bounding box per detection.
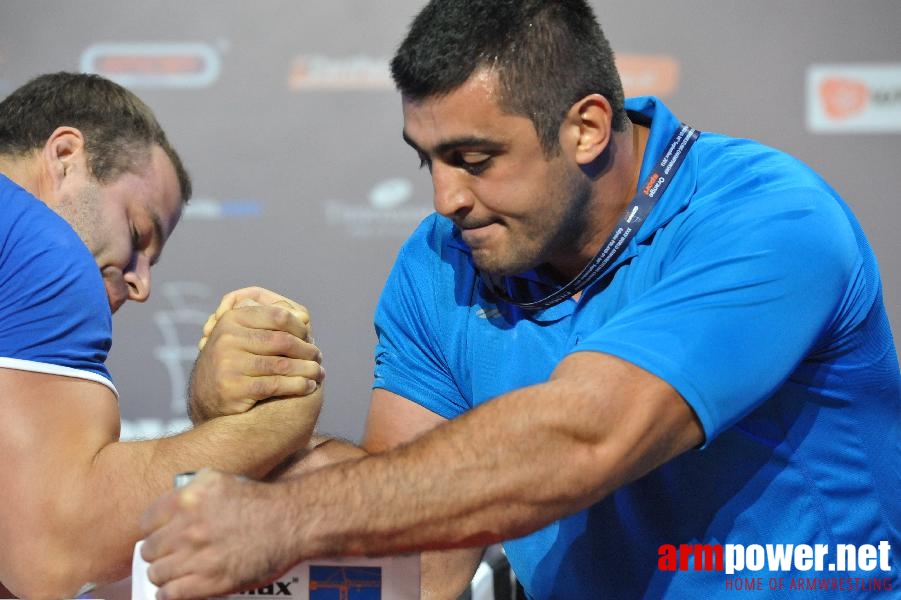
[1,1,899,443]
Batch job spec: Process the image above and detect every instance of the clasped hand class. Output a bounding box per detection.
[187,286,325,423]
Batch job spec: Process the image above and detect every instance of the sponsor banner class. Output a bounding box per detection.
[324,177,432,238]
[183,198,264,220]
[807,64,901,133]
[286,52,678,97]
[80,42,221,89]
[617,54,680,98]
[288,54,392,91]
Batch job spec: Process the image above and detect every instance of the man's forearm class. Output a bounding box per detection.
[17,395,321,597]
[265,434,479,597]
[274,359,700,564]
[266,434,368,481]
[274,388,572,562]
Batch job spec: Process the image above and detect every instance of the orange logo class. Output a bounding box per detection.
[616,54,680,97]
[642,172,660,196]
[288,55,392,91]
[819,77,869,120]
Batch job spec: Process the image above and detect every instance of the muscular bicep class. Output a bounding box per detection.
[550,350,704,495]
[0,368,119,588]
[362,388,450,453]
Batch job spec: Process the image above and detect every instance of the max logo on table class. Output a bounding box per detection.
[235,579,295,596]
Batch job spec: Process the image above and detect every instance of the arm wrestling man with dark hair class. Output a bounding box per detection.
[140,2,900,598]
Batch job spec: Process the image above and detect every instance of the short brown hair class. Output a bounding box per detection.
[0,71,191,202]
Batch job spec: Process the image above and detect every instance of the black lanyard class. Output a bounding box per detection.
[486,123,700,311]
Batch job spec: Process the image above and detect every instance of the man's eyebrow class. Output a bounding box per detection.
[402,131,424,155]
[402,131,502,155]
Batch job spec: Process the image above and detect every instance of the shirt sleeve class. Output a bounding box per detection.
[572,186,861,443]
[372,217,470,419]
[0,199,115,393]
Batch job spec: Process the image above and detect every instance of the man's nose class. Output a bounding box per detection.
[123,255,152,304]
[431,163,474,219]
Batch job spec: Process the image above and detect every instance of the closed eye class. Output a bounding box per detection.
[417,152,432,172]
[453,151,492,175]
[130,224,141,249]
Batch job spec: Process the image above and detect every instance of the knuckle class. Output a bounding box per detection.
[186,521,210,546]
[250,354,269,375]
[271,331,299,355]
[251,327,274,346]
[220,374,246,398]
[211,330,238,353]
[271,306,292,328]
[251,377,279,399]
[213,377,229,398]
[273,356,292,375]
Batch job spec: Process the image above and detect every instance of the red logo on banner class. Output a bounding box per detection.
[819,77,869,120]
[96,55,204,76]
[81,43,221,88]
[616,54,680,97]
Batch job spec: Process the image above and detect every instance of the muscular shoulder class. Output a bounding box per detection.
[678,136,857,264]
[0,177,113,386]
[0,176,100,275]
[692,134,842,213]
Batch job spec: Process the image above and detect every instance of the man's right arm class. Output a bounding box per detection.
[0,302,323,599]
[264,388,484,600]
[363,389,485,600]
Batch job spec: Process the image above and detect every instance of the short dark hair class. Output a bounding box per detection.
[390,0,627,154]
[0,72,191,202]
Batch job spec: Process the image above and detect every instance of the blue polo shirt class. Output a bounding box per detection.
[373,97,900,598]
[0,175,115,394]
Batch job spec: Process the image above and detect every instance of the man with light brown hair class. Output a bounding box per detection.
[0,72,324,598]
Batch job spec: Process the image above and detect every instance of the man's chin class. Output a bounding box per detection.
[471,254,532,279]
[105,287,126,313]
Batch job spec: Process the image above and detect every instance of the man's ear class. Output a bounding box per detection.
[42,126,86,188]
[559,94,613,166]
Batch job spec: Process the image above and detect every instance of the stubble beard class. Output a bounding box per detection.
[54,180,104,258]
[472,164,594,280]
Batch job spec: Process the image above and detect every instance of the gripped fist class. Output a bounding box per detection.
[198,287,315,351]
[187,287,325,423]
